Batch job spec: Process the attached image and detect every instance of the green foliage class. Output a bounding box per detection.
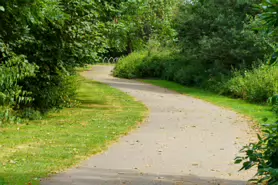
[115,0,273,93]
[0,0,106,117]
[17,108,42,120]
[114,49,221,87]
[173,0,271,82]
[236,121,278,185]
[109,0,178,54]
[115,49,278,104]
[0,40,37,123]
[0,0,173,121]
[113,51,147,79]
[115,0,274,99]
[256,0,278,65]
[256,0,278,37]
[0,46,37,108]
[28,72,79,112]
[269,95,278,115]
[224,65,278,102]
[113,50,188,81]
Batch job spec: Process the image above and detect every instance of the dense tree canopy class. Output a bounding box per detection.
[0,0,177,120]
[173,0,271,80]
[107,0,177,55]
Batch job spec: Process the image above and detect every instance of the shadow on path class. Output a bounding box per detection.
[42,168,248,185]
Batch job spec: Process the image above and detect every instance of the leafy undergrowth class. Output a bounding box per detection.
[0,77,147,185]
[142,80,276,124]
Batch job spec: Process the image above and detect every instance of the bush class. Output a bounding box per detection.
[269,95,278,115]
[0,106,18,125]
[114,49,278,105]
[225,65,278,102]
[114,49,229,88]
[27,72,79,113]
[113,50,189,80]
[0,0,118,120]
[0,41,37,124]
[160,56,185,81]
[113,51,147,79]
[236,121,278,185]
[141,50,186,79]
[114,49,225,88]
[17,108,42,121]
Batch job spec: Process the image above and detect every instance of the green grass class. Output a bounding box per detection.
[142,80,277,124]
[0,77,147,185]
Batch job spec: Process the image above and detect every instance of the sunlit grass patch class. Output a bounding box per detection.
[0,77,147,185]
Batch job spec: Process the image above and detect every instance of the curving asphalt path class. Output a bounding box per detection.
[42,65,255,185]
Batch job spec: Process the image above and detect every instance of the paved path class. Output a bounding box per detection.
[42,65,255,185]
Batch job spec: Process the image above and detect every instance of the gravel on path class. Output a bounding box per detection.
[42,65,256,185]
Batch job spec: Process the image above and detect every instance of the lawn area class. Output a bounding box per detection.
[142,80,277,125]
[0,77,147,185]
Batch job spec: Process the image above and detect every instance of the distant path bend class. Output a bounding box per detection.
[43,65,255,185]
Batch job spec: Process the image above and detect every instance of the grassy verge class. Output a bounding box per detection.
[142,80,276,124]
[0,77,147,185]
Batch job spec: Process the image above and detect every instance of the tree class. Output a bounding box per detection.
[0,0,179,119]
[0,0,120,114]
[107,0,177,55]
[172,0,270,87]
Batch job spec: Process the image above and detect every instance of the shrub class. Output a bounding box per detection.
[0,106,19,125]
[17,108,42,121]
[114,49,278,105]
[225,65,278,102]
[114,49,228,89]
[140,50,179,78]
[236,121,278,185]
[0,41,37,124]
[0,43,37,109]
[173,60,208,86]
[269,95,278,115]
[113,50,187,80]
[26,71,79,113]
[0,0,101,119]
[114,49,221,88]
[113,51,148,79]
